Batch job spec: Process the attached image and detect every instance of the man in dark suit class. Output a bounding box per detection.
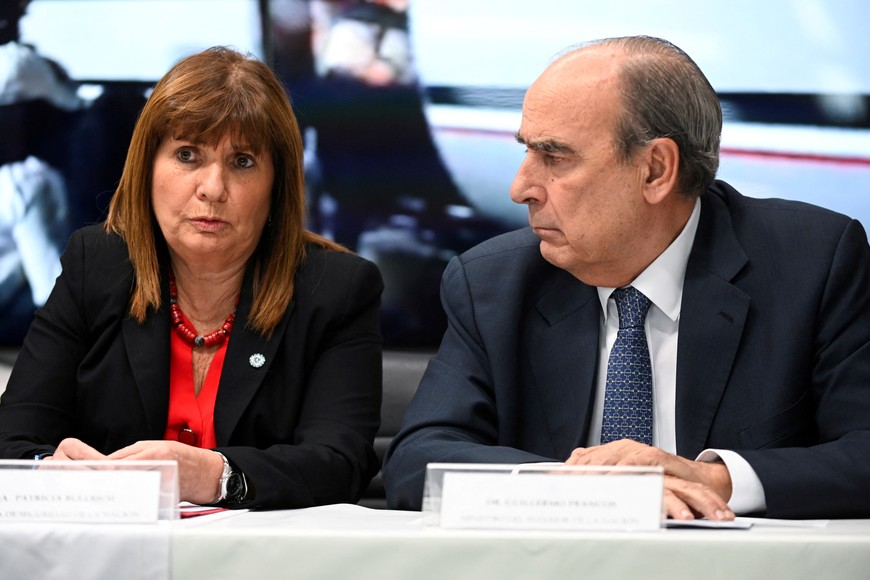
[383,36,870,519]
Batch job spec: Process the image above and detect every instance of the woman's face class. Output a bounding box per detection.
[151,132,274,274]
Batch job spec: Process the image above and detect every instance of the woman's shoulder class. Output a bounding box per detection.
[302,243,379,272]
[64,224,133,280]
[70,223,127,251]
[297,243,383,294]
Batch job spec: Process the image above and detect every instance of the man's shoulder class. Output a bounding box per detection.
[701,180,867,272]
[457,227,542,265]
[443,228,564,294]
[708,180,856,228]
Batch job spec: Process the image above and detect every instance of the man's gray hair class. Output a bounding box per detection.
[572,36,722,197]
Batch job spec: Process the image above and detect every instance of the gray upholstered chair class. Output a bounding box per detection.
[358,350,432,509]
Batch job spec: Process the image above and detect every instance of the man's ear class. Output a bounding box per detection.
[641,137,680,205]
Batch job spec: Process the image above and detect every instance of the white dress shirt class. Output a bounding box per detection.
[584,199,765,514]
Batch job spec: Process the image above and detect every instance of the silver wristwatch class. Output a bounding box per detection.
[215,452,248,505]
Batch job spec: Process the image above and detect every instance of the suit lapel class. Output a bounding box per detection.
[123,304,171,439]
[527,270,600,457]
[212,277,295,445]
[676,191,750,457]
[121,265,294,445]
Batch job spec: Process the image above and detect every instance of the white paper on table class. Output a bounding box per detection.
[739,517,829,528]
[665,517,829,529]
[665,518,753,529]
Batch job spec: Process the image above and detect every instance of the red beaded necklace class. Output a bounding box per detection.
[168,269,237,348]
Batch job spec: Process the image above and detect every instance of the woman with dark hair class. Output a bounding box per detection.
[0,46,384,510]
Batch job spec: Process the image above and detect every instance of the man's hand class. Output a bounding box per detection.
[565,439,734,521]
[107,441,225,505]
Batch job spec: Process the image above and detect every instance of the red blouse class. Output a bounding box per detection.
[163,310,228,449]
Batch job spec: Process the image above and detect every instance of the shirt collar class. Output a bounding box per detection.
[597,197,701,322]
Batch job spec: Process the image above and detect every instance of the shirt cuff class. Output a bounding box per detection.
[696,449,766,515]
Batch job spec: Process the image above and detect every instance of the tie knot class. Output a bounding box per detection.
[612,286,651,330]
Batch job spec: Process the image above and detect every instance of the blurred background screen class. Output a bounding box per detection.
[2,0,868,349]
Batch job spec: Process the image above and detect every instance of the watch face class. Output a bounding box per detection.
[226,473,245,501]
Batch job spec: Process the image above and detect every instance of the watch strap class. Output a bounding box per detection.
[213,452,248,506]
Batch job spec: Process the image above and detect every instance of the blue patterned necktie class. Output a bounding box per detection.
[601,286,653,445]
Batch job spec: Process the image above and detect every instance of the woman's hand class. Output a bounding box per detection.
[46,438,108,461]
[107,441,225,505]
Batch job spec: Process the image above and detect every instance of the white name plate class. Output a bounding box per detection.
[437,466,663,531]
[0,465,164,523]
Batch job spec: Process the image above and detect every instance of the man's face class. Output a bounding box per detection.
[510,49,653,287]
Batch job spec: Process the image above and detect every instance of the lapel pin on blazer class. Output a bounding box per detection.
[249,353,266,368]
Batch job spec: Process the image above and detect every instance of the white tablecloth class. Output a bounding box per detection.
[0,520,170,580]
[2,504,869,579]
[171,505,870,580]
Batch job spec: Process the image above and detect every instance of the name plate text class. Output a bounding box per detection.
[0,468,162,523]
[439,469,663,531]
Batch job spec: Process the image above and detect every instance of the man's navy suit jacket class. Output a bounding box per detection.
[383,180,870,518]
